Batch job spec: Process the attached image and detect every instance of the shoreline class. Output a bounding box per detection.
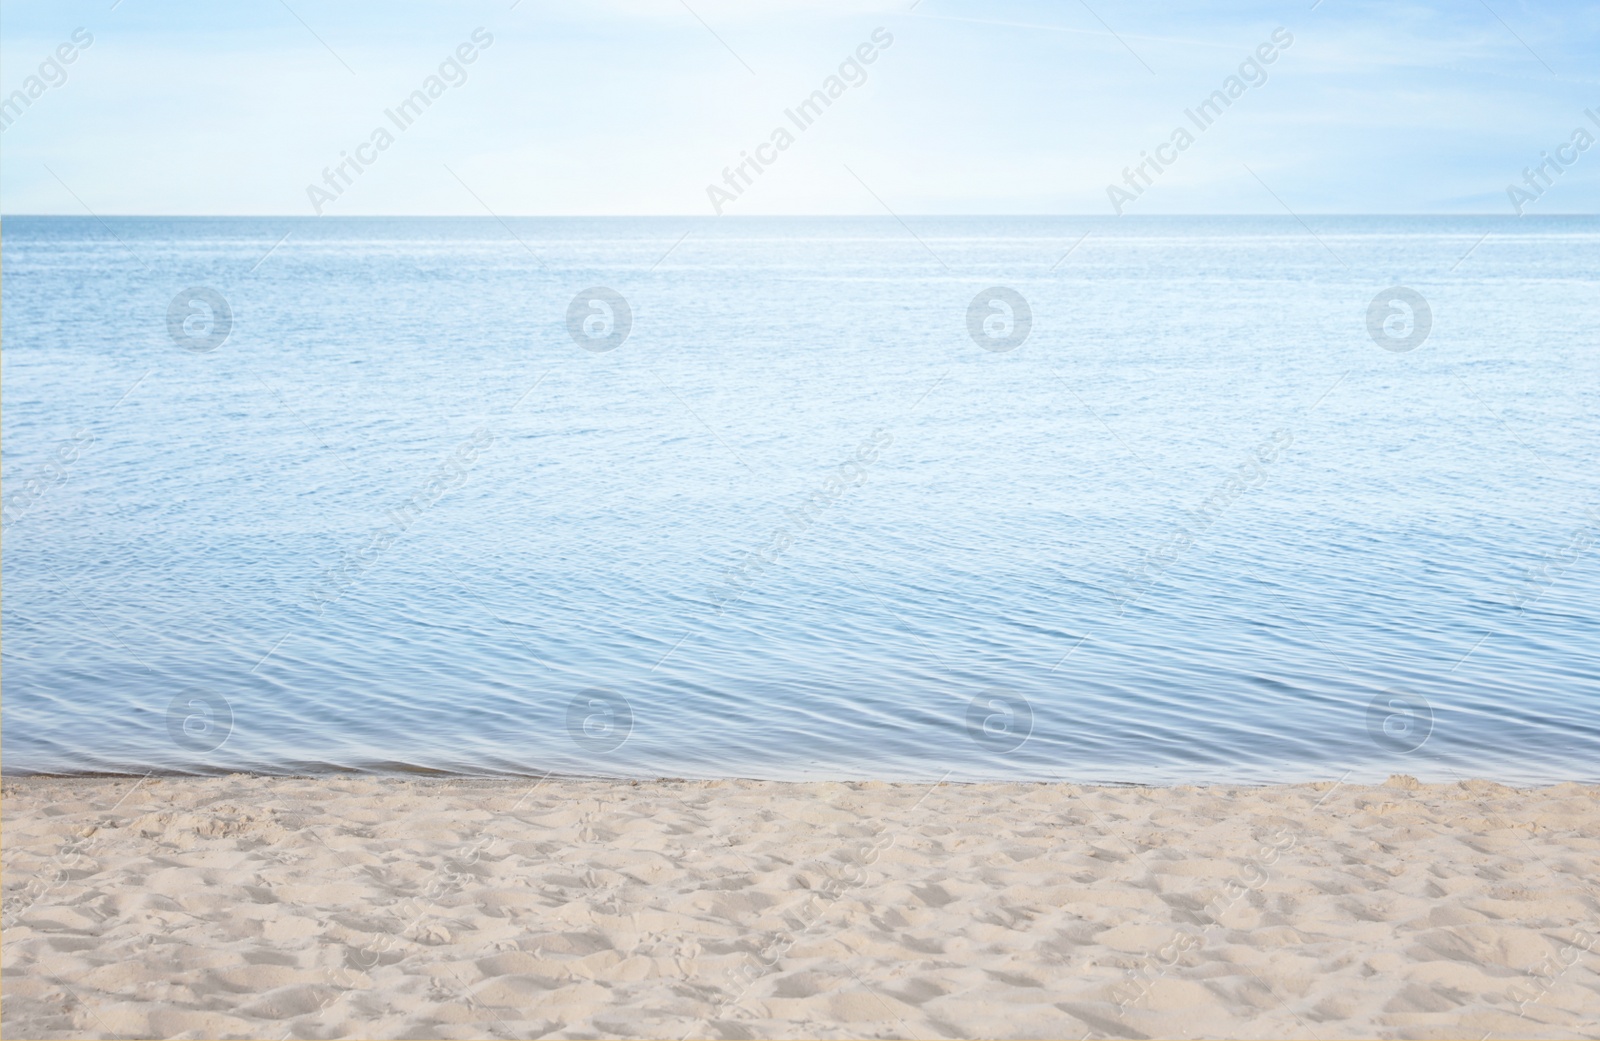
[8,767,1600,787]
[5,774,1597,1038]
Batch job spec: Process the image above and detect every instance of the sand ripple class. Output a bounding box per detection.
[3,775,1598,1039]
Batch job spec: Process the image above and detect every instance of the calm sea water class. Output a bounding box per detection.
[3,216,1597,784]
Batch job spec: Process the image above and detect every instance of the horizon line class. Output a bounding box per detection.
[4,212,1597,219]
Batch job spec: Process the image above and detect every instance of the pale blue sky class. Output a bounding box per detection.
[1,0,1595,214]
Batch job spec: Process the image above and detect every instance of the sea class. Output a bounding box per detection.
[3,215,1596,784]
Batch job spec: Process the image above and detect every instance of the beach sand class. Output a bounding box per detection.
[3,774,1597,1040]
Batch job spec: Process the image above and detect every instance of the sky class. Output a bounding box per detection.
[0,0,1596,215]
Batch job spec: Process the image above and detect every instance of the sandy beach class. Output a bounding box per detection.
[2,774,1597,1039]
